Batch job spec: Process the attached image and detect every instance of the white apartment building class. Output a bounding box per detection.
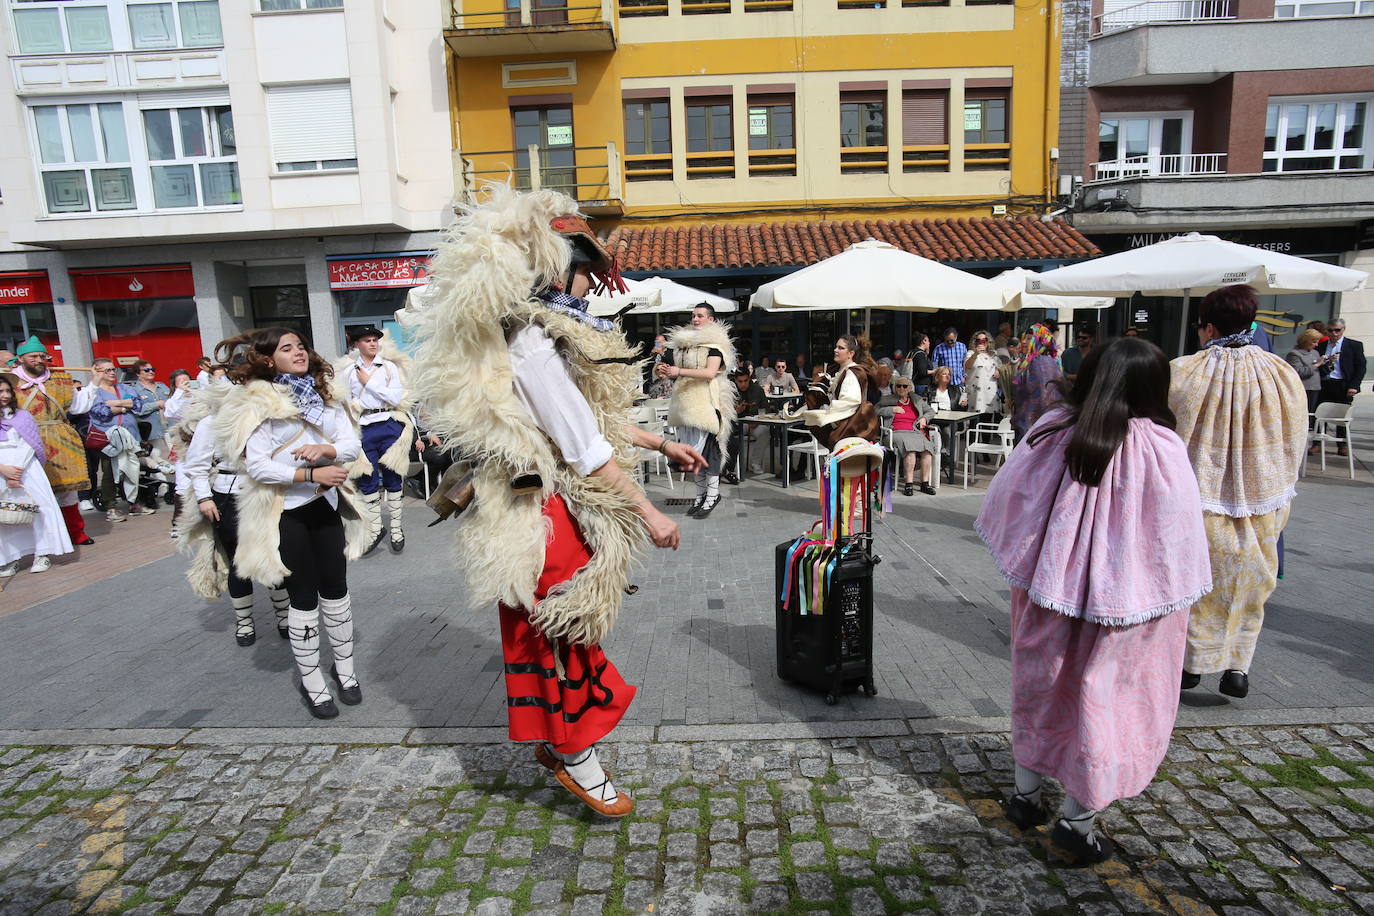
[0,0,452,369]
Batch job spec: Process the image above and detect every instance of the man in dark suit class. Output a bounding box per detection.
[1317,318,1366,456]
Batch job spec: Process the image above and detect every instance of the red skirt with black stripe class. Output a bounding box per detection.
[498,494,635,753]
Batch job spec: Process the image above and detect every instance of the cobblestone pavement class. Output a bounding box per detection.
[3,720,1374,915]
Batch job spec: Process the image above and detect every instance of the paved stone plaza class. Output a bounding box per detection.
[1,419,1372,913]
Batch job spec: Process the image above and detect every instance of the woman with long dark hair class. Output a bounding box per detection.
[976,338,1212,865]
[216,328,367,718]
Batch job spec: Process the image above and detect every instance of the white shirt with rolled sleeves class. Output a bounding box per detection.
[244,405,361,510]
[344,358,406,427]
[183,418,242,499]
[508,324,614,476]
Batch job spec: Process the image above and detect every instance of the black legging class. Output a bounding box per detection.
[211,490,252,600]
[278,497,347,611]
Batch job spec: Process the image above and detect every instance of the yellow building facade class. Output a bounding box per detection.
[445,0,1061,228]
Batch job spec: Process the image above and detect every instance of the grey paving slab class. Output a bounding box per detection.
[1,412,1372,734]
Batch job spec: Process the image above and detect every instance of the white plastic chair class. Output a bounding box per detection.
[635,417,678,490]
[786,429,829,487]
[1307,402,1355,479]
[963,416,1014,489]
[883,414,942,492]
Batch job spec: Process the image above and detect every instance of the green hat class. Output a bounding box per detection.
[15,335,47,357]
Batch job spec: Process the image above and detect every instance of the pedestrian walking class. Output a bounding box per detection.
[406,187,705,817]
[217,328,368,719]
[1170,286,1307,698]
[0,373,72,577]
[976,337,1212,865]
[659,303,736,519]
[1011,324,1064,440]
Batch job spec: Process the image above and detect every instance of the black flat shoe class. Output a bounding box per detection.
[298,684,338,719]
[76,535,95,546]
[919,483,937,495]
[362,529,385,557]
[330,663,362,706]
[1181,670,1201,690]
[1219,669,1249,698]
[1050,820,1115,866]
[721,472,739,485]
[236,631,256,647]
[277,625,290,640]
[686,496,706,517]
[1005,793,1049,830]
[695,495,721,519]
[390,533,405,554]
[902,483,914,496]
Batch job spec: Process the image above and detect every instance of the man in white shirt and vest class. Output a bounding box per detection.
[341,325,411,554]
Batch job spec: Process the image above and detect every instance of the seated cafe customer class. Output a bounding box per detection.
[762,359,800,396]
[723,367,765,483]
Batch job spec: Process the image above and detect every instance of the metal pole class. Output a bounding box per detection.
[1176,289,1191,358]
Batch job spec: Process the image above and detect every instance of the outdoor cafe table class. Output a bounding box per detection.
[929,410,981,483]
[736,413,804,488]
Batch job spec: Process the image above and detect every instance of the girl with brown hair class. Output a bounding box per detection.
[216,328,368,719]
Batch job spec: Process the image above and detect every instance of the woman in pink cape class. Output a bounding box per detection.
[976,338,1212,865]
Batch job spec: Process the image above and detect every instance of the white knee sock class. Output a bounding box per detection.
[361,491,383,539]
[705,475,719,500]
[385,490,403,540]
[270,588,290,631]
[288,606,330,703]
[319,594,357,688]
[1014,763,1043,803]
[695,473,709,499]
[1061,795,1099,836]
[555,745,617,803]
[231,594,255,639]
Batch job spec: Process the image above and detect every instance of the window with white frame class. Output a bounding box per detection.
[10,1,221,53]
[142,104,238,206]
[1096,111,1192,176]
[265,84,358,172]
[30,99,239,215]
[11,0,114,53]
[32,102,136,213]
[1274,0,1373,16]
[259,0,343,10]
[1264,97,1370,172]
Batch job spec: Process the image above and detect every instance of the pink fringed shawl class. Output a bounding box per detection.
[976,411,1213,625]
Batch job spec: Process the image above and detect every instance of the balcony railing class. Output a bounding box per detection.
[902,144,950,171]
[840,145,889,173]
[1090,153,1228,181]
[966,142,1011,170]
[1093,0,1234,34]
[749,148,797,176]
[460,143,623,214]
[625,152,672,181]
[686,150,734,179]
[449,0,608,29]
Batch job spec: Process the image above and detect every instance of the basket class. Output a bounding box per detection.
[0,487,39,526]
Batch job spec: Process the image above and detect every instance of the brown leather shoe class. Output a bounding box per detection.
[533,742,612,779]
[553,762,634,818]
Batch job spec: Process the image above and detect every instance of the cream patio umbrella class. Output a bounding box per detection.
[749,239,1010,313]
[1029,232,1369,353]
[585,276,662,317]
[991,267,1115,312]
[589,276,736,317]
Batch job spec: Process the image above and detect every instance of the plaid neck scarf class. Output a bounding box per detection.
[535,289,615,332]
[275,373,327,427]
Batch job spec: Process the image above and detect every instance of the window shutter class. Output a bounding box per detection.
[266,84,357,163]
[902,90,947,145]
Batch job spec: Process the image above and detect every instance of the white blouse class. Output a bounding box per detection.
[182,418,241,499]
[244,404,361,510]
[508,324,613,476]
[343,358,407,426]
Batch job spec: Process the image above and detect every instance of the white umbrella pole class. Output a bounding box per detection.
[1176,290,1191,358]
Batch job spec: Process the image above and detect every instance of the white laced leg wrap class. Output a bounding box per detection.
[319,594,357,688]
[288,606,329,703]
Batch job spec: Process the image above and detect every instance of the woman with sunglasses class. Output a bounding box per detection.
[78,358,151,523]
[130,360,172,459]
[884,377,937,495]
[962,331,1002,418]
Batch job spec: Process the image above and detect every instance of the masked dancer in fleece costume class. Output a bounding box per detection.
[174,357,292,647]
[405,186,705,817]
[216,329,369,719]
[655,304,736,518]
[335,326,414,556]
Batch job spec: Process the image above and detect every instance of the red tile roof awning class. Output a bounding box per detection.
[603,216,1099,272]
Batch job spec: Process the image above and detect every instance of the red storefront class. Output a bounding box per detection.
[71,265,202,378]
[0,271,60,364]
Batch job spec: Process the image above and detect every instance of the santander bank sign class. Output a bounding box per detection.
[0,272,51,305]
